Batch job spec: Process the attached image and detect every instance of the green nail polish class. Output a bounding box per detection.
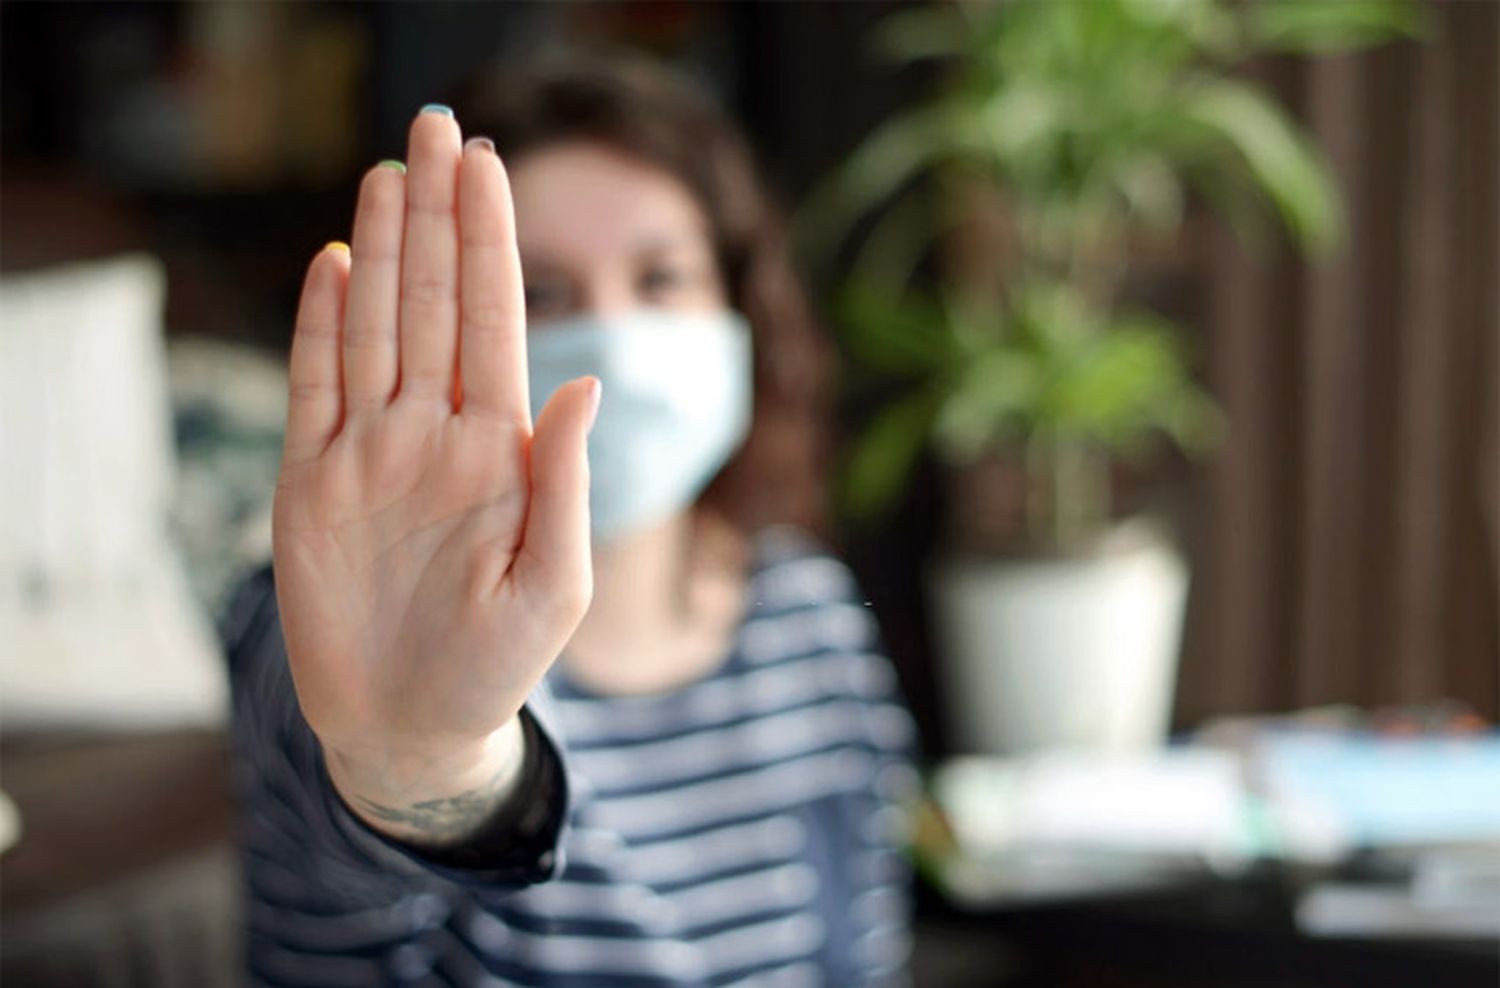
[378,159,407,174]
[420,103,454,117]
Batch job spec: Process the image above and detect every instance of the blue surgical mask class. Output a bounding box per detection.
[526,309,753,542]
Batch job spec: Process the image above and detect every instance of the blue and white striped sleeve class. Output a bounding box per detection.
[219,565,571,984]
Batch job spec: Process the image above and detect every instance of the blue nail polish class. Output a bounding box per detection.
[420,103,454,117]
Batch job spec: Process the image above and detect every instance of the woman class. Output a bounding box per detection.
[224,54,916,987]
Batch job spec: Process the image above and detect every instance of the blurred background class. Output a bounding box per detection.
[1,1,1496,986]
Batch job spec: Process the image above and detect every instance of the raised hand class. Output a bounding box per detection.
[270,107,598,844]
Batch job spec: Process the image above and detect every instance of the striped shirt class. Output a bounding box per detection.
[223,526,918,987]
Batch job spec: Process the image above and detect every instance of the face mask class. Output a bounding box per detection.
[526,308,753,542]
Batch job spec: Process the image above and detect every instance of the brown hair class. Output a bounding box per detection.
[451,51,835,539]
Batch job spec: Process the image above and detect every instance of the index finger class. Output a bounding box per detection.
[457,137,530,425]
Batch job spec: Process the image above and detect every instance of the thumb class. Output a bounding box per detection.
[515,375,600,613]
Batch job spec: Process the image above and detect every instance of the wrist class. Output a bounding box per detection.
[324,717,527,846]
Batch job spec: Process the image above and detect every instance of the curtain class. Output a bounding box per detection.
[1179,0,1499,726]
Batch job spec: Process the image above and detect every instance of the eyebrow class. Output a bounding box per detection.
[630,236,705,255]
[519,236,713,270]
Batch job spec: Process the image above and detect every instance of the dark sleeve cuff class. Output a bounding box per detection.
[317,700,570,889]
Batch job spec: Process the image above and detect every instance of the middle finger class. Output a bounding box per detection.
[398,105,464,405]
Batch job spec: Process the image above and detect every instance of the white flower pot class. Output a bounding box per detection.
[930,523,1188,755]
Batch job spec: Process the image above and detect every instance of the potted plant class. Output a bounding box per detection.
[814,0,1421,754]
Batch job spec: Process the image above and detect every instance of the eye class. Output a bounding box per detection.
[524,279,573,320]
[638,265,687,299]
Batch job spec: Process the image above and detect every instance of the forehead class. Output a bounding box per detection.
[508,141,713,261]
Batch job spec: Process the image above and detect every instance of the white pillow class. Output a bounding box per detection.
[0,254,227,732]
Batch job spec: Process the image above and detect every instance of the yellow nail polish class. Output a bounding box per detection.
[325,241,350,255]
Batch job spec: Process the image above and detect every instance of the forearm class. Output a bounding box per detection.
[323,715,527,848]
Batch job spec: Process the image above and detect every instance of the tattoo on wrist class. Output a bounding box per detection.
[352,758,517,845]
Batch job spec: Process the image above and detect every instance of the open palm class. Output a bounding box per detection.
[271,110,597,777]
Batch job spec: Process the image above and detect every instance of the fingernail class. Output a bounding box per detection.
[378,159,406,174]
[466,136,496,155]
[420,103,454,117]
[324,241,350,256]
[585,378,603,433]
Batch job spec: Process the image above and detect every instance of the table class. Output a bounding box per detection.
[910,866,1500,988]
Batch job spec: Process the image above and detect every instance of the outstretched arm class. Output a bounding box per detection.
[272,106,598,849]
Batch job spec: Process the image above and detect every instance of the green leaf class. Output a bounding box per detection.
[1028,308,1212,452]
[979,83,1070,168]
[1124,0,1238,61]
[1013,280,1102,355]
[932,346,1042,461]
[1061,330,1176,426]
[872,5,970,63]
[1108,150,1186,233]
[846,185,947,290]
[838,109,955,220]
[838,283,956,377]
[840,388,942,523]
[1250,0,1427,55]
[797,107,960,271]
[1164,385,1226,454]
[1180,78,1344,254]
